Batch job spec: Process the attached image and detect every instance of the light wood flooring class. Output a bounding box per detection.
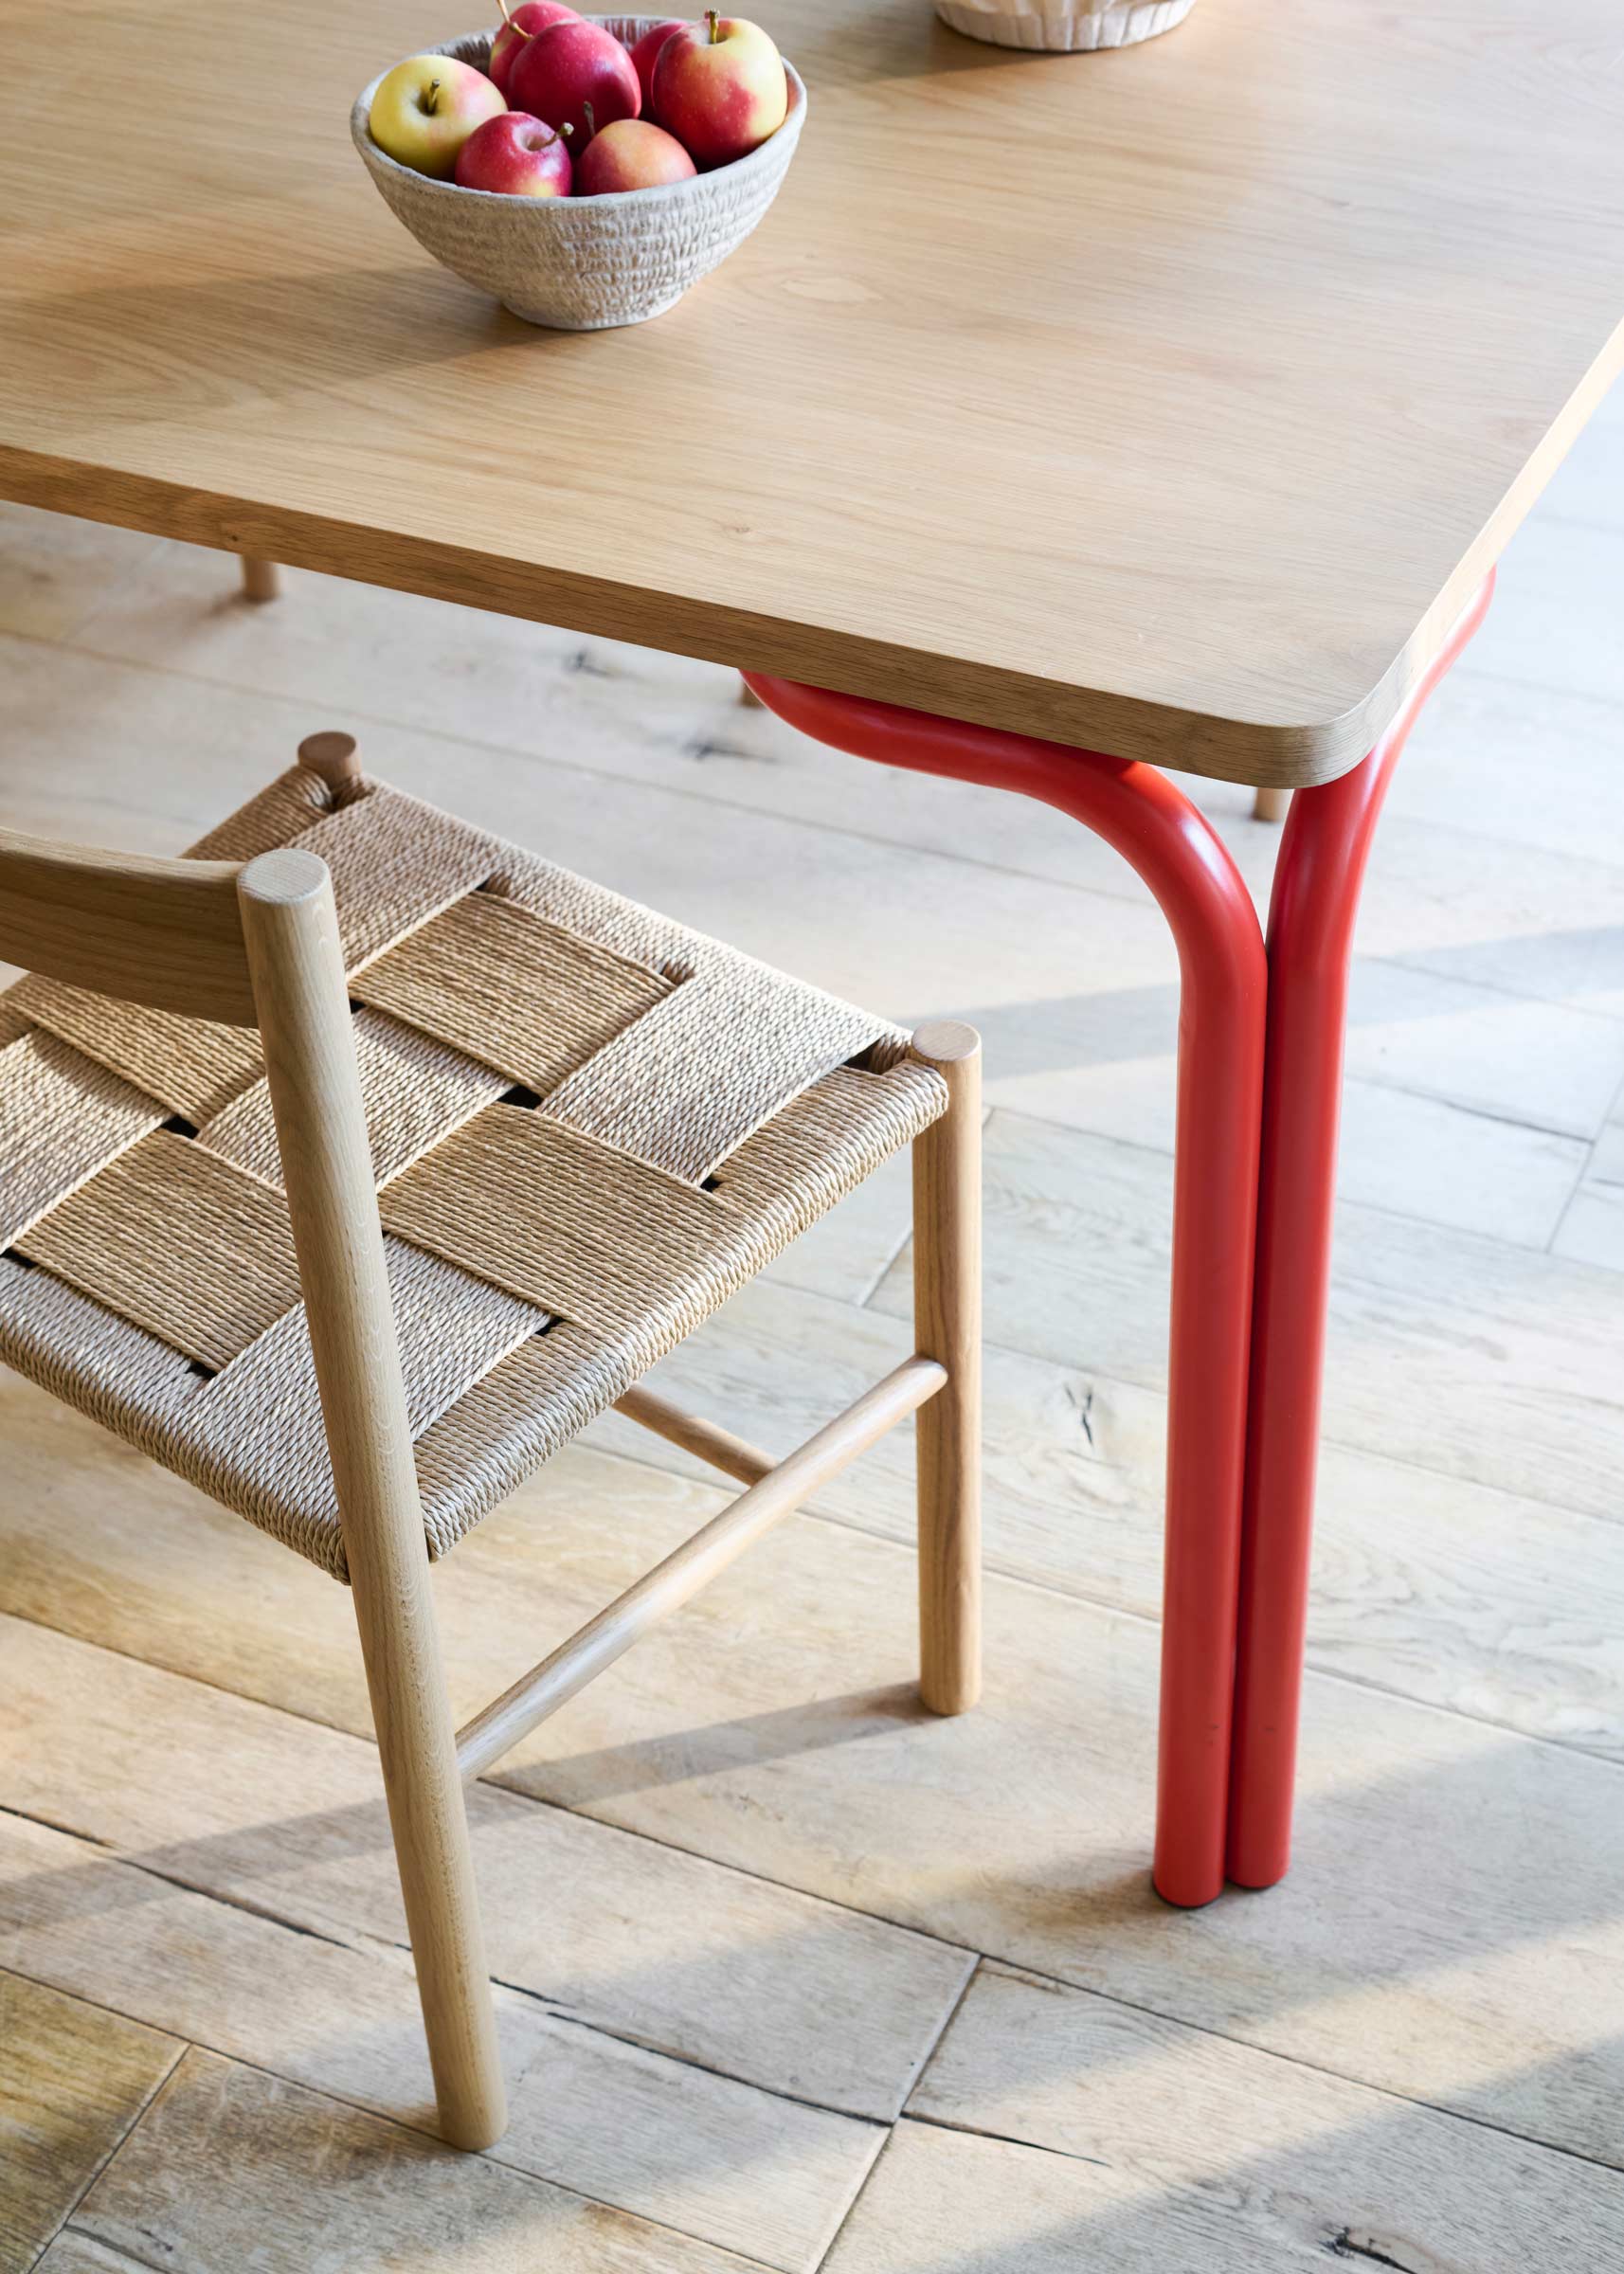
[2,380,1623,2271]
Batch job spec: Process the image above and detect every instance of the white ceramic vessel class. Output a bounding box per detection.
[934,0,1197,51]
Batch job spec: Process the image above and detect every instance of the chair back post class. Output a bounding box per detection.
[236,847,416,1555]
[236,845,506,2149]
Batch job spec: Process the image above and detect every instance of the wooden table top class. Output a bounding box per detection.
[3,0,1621,785]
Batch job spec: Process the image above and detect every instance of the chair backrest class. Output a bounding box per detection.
[0,827,258,1023]
[0,754,430,1578]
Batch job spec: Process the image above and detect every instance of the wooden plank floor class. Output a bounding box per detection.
[2,378,1623,2270]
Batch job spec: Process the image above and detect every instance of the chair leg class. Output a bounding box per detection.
[348,1517,509,2150]
[239,844,506,2151]
[909,1020,983,1715]
[241,555,280,604]
[1252,785,1290,823]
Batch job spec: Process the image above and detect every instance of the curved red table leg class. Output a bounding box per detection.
[1226,575,1495,1890]
[742,676,1267,1907]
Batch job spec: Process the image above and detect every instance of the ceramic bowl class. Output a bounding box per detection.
[352,19,806,330]
[933,0,1197,51]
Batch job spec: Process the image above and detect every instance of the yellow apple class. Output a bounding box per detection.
[370,55,506,180]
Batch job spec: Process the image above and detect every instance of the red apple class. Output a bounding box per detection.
[455,110,573,196]
[507,18,641,146]
[370,53,508,180]
[652,10,786,170]
[628,18,687,114]
[577,117,696,194]
[488,1,580,98]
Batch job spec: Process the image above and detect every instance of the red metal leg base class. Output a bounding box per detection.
[742,674,1267,1907]
[1225,575,1496,1890]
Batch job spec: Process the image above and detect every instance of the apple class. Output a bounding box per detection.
[507,18,641,146]
[627,18,687,114]
[370,53,507,178]
[652,9,786,170]
[455,110,573,196]
[488,1,580,98]
[577,117,696,194]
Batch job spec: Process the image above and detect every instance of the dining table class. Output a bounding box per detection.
[3,0,1621,1910]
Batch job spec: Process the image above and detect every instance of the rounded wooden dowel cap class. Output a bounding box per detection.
[298,731,361,789]
[911,1019,982,1067]
[238,846,332,909]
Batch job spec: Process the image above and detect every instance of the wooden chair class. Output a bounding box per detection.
[0,731,981,2151]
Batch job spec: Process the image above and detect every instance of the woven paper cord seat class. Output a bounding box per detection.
[0,756,947,1578]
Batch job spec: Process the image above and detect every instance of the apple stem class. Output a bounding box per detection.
[424,75,442,115]
[707,8,721,43]
[496,0,535,40]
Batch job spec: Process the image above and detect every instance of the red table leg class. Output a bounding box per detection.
[742,676,1266,1907]
[1226,576,1495,1890]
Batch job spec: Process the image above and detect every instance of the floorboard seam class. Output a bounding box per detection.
[810,2121,902,2271]
[20,2029,186,2274]
[24,1399,1624,1795]
[902,2109,1110,2168]
[0,1797,401,1963]
[850,1223,916,1311]
[0,1607,990,1959]
[892,1953,983,2114]
[0,625,1200,918]
[12,1778,1624,2188]
[964,1956,1624,2179]
[1371,947,1624,1028]
[606,1287,1621,1543]
[12,603,1624,930]
[556,1448,1624,1774]
[496,1980,893,2130]
[4,1963,788,2271]
[1341,1075,1602,1151]
[983,1097,1624,1268]
[57,2229,171,2274]
[30,599,1624,978]
[0,1797,916,2135]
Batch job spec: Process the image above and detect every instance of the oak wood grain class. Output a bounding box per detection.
[239,556,280,605]
[0,1971,179,2270]
[869,1108,1624,1524]
[34,2234,151,2274]
[2,1,1621,782]
[241,844,507,2153]
[586,1276,1624,1762]
[73,2048,770,2274]
[0,830,252,1023]
[0,1611,968,2128]
[11,520,1622,1013]
[7,1410,1624,2169]
[828,2101,1624,2274]
[0,1803,879,2272]
[908,1022,982,1715]
[457,1358,947,1778]
[613,1381,778,1487]
[892,1961,1624,2270]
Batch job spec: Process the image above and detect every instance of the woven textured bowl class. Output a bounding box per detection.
[934,0,1196,49]
[352,19,806,331]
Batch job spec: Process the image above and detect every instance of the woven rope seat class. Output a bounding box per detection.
[0,754,947,1578]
